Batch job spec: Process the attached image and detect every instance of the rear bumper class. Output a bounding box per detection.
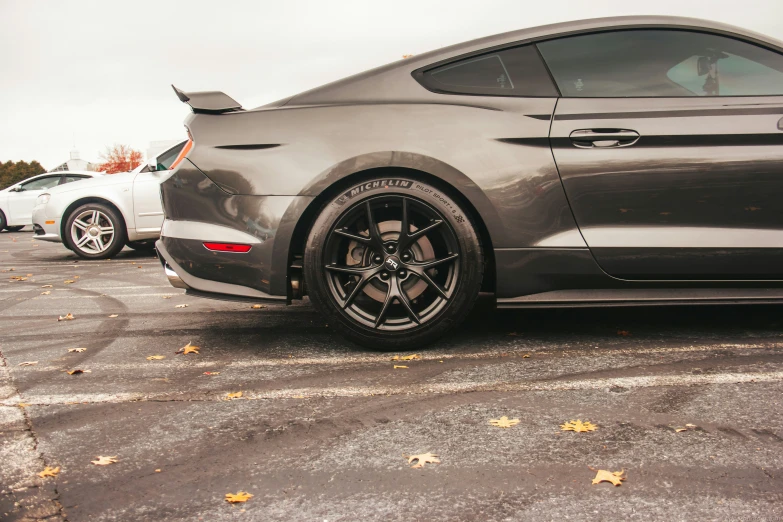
[156,239,286,304]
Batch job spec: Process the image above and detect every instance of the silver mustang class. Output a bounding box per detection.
[155,16,783,348]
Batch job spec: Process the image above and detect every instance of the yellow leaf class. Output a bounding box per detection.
[155,469,162,473]
[162,295,172,299]
[58,313,74,321]
[68,348,87,353]
[18,361,38,366]
[203,371,220,376]
[489,416,521,429]
[91,456,118,466]
[41,284,53,288]
[250,304,265,309]
[393,365,408,369]
[146,355,166,361]
[226,391,243,399]
[176,342,200,355]
[38,466,60,478]
[109,314,118,318]
[592,469,625,486]
[66,369,91,375]
[64,280,75,284]
[175,304,188,308]
[18,403,30,408]
[391,354,420,361]
[522,354,531,358]
[560,420,598,433]
[225,491,253,503]
[405,452,440,469]
[41,291,51,295]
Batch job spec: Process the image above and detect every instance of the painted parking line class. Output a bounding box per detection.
[4,370,782,406]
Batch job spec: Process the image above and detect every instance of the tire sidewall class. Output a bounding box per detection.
[64,203,127,259]
[0,211,6,231]
[305,177,483,349]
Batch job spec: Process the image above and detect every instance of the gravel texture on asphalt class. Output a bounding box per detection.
[1,231,782,521]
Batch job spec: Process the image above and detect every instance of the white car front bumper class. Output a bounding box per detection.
[32,204,62,243]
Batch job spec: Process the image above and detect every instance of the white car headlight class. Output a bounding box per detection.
[37,193,51,205]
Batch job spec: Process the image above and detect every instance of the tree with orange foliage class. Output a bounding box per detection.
[96,144,143,174]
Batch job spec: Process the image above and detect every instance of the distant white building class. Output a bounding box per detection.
[50,148,95,172]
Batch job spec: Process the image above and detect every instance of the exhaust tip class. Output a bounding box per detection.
[163,262,189,289]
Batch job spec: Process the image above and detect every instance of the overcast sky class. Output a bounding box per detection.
[1,0,782,170]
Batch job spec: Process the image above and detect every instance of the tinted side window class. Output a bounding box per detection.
[537,30,783,97]
[417,45,558,97]
[156,142,186,171]
[64,175,90,184]
[20,176,62,191]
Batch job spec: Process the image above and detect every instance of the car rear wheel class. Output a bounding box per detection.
[64,203,127,260]
[0,211,6,231]
[304,177,483,350]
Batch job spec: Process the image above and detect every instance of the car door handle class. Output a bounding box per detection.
[569,129,640,148]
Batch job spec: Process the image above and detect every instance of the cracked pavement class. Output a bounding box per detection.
[1,230,783,521]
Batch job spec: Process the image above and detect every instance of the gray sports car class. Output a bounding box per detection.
[155,15,783,349]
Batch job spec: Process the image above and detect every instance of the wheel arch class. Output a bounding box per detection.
[60,196,129,240]
[283,160,499,296]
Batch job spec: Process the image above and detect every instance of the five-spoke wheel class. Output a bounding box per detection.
[305,178,483,349]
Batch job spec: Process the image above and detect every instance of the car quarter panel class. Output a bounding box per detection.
[159,161,311,296]
[184,97,581,249]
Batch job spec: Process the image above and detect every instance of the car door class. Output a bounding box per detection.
[132,142,186,234]
[541,29,783,280]
[7,174,64,225]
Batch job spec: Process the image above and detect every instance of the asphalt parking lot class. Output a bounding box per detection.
[1,230,782,521]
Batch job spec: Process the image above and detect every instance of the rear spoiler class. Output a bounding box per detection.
[171,85,243,114]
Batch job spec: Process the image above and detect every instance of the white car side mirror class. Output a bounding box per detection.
[147,157,158,172]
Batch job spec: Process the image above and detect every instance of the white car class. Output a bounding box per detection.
[1,171,102,232]
[32,141,187,259]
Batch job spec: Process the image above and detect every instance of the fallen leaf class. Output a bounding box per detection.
[592,469,625,486]
[91,456,118,466]
[745,206,761,211]
[137,266,142,269]
[391,354,421,361]
[162,295,172,299]
[41,285,53,288]
[108,314,118,318]
[38,466,60,478]
[41,291,51,295]
[18,403,30,408]
[251,304,265,309]
[619,208,631,213]
[175,304,188,308]
[561,420,598,433]
[522,354,531,358]
[66,369,91,375]
[73,275,80,279]
[405,452,440,469]
[393,365,408,369]
[18,361,38,366]
[489,416,521,428]
[9,276,27,281]
[176,342,200,355]
[27,273,33,277]
[58,313,75,321]
[617,330,631,336]
[68,348,87,353]
[507,332,518,336]
[226,391,243,399]
[203,371,220,376]
[155,469,161,473]
[64,280,75,284]
[674,423,698,433]
[225,491,253,503]
[146,355,166,361]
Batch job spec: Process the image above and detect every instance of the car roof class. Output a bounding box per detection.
[283,16,783,107]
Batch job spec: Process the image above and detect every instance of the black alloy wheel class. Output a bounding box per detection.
[305,177,483,349]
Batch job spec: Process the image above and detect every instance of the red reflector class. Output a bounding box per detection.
[203,242,252,253]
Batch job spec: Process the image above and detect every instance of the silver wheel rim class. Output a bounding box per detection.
[70,210,115,254]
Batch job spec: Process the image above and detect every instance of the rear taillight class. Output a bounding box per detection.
[203,242,252,253]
